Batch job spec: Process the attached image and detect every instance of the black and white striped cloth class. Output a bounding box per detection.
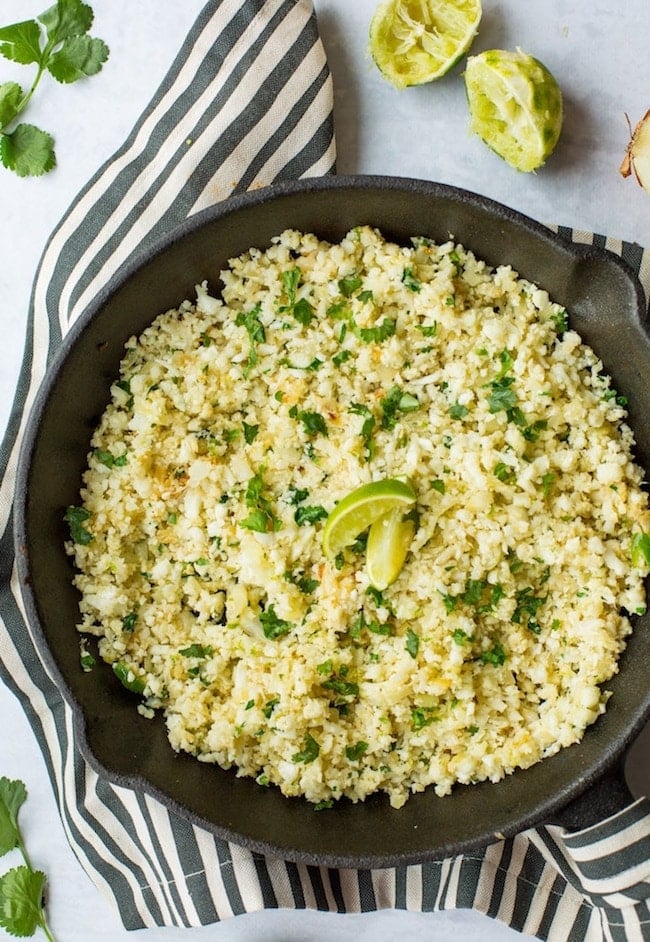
[1,1,650,938]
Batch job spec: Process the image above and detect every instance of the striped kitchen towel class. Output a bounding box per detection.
[1,1,650,939]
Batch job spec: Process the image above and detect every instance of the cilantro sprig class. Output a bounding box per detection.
[0,777,55,940]
[0,0,109,177]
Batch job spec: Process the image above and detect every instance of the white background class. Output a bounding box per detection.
[1,1,650,940]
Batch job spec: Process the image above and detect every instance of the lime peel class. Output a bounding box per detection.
[322,478,417,559]
[369,0,482,90]
[464,48,563,172]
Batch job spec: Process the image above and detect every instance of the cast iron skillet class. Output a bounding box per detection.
[14,176,650,868]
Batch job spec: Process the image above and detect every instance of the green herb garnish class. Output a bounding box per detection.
[479,641,507,666]
[294,504,328,526]
[401,267,422,292]
[292,733,320,764]
[349,402,376,459]
[380,386,420,429]
[179,643,214,659]
[0,777,56,940]
[259,604,293,640]
[405,627,419,658]
[338,273,362,297]
[345,741,368,761]
[64,505,92,545]
[235,304,265,374]
[240,470,281,533]
[0,0,109,177]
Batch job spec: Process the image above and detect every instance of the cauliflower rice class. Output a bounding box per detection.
[66,226,650,809]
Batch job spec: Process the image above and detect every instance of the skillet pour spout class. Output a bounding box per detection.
[13,176,650,868]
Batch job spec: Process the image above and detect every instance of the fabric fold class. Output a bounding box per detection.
[1,2,650,940]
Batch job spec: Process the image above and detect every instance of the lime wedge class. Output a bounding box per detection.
[366,508,416,590]
[464,48,563,172]
[322,478,417,559]
[369,0,482,90]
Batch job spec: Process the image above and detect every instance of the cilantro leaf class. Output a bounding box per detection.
[47,34,109,83]
[0,0,109,177]
[405,627,419,658]
[259,604,293,640]
[449,401,469,420]
[64,504,92,544]
[338,273,362,297]
[479,641,507,666]
[179,643,214,659]
[0,123,55,177]
[235,305,265,374]
[292,733,320,764]
[0,781,54,940]
[0,779,26,857]
[240,470,281,532]
[345,741,368,761]
[402,267,421,292]
[294,409,328,438]
[0,866,47,938]
[487,378,517,414]
[0,21,43,66]
[294,504,327,526]
[380,386,420,429]
[38,0,94,44]
[0,82,22,127]
[356,318,396,344]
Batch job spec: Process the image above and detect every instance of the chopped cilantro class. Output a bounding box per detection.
[64,505,93,545]
[417,322,437,337]
[493,462,516,484]
[401,267,422,292]
[292,733,320,763]
[479,641,506,666]
[263,697,280,718]
[242,421,259,444]
[349,402,376,459]
[345,741,369,761]
[411,706,438,730]
[512,587,546,633]
[235,304,265,374]
[94,448,127,468]
[405,627,419,658]
[449,401,469,420]
[292,408,328,438]
[551,308,568,336]
[380,386,420,429]
[338,273,362,297]
[357,318,396,344]
[240,470,281,533]
[294,504,328,526]
[122,613,137,633]
[179,643,214,659]
[487,376,517,414]
[259,604,293,640]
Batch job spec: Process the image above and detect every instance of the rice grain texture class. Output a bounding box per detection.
[66,227,650,808]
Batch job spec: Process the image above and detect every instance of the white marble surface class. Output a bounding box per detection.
[1,1,650,940]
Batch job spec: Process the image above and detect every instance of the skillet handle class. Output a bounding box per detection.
[547,760,633,832]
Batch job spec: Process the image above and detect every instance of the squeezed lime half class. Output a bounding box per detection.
[369,0,482,90]
[464,48,563,172]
